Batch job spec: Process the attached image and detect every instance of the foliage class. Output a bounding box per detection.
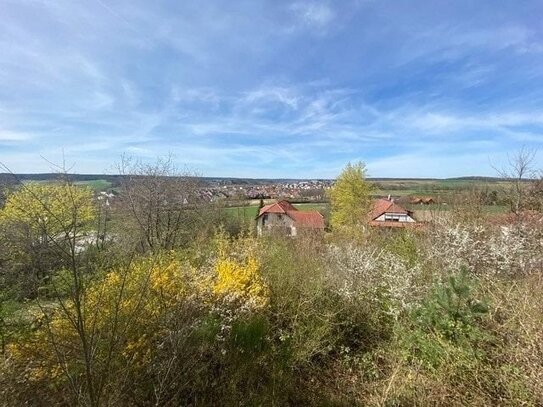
[1,253,207,405]
[427,219,541,276]
[214,256,269,309]
[401,270,490,374]
[211,236,269,303]
[412,270,489,344]
[0,182,95,237]
[326,243,422,319]
[328,162,374,231]
[2,168,543,406]
[0,182,96,298]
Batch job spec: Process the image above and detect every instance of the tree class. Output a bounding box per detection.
[0,182,96,296]
[116,155,212,253]
[494,147,538,215]
[0,173,17,207]
[0,176,107,405]
[526,173,543,211]
[328,162,375,230]
[0,182,95,238]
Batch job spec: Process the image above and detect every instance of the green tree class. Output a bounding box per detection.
[0,182,96,296]
[0,182,95,237]
[328,162,374,230]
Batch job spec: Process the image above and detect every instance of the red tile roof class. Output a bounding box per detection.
[409,196,435,204]
[258,200,324,229]
[287,210,325,229]
[258,200,297,216]
[371,198,409,220]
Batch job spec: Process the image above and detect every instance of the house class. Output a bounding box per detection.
[256,200,325,236]
[409,196,435,205]
[370,198,417,228]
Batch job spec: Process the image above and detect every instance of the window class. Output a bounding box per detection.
[384,214,400,222]
[262,214,268,226]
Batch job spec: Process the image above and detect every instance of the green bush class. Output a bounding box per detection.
[2,223,542,406]
[402,269,490,370]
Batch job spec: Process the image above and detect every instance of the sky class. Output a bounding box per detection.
[1,0,543,178]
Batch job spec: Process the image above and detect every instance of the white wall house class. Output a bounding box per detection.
[256,200,325,237]
[370,198,417,227]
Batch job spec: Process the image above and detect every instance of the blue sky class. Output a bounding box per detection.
[1,0,542,178]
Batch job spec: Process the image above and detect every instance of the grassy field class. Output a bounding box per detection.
[74,179,112,191]
[20,178,113,191]
[374,179,512,199]
[405,203,509,213]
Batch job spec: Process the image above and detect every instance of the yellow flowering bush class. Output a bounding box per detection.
[4,253,208,394]
[0,182,96,236]
[2,233,272,405]
[84,253,204,318]
[212,231,269,309]
[81,253,209,365]
[214,257,269,309]
[6,332,60,382]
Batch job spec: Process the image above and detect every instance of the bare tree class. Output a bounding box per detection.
[450,187,487,225]
[494,147,538,216]
[115,155,213,253]
[526,170,543,212]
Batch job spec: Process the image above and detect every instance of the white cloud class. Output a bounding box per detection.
[243,86,300,110]
[290,2,335,28]
[396,109,543,136]
[404,112,465,132]
[172,87,221,107]
[0,130,31,142]
[367,151,500,178]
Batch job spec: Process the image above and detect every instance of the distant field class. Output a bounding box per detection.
[20,178,113,191]
[374,179,512,198]
[405,203,508,213]
[224,206,259,219]
[375,189,420,197]
[74,179,112,191]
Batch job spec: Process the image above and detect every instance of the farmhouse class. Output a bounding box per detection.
[256,200,325,237]
[370,198,417,228]
[409,196,435,205]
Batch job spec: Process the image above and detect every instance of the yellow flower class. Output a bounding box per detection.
[213,256,269,308]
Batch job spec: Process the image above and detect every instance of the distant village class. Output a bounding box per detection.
[94,178,441,208]
[189,179,440,207]
[198,179,333,202]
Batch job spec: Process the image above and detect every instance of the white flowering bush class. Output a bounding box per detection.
[427,220,542,276]
[325,244,423,318]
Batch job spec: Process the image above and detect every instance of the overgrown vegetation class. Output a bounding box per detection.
[0,159,542,406]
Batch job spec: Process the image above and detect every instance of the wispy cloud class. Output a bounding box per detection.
[402,110,543,135]
[0,130,31,143]
[290,2,335,28]
[243,86,300,110]
[0,0,542,177]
